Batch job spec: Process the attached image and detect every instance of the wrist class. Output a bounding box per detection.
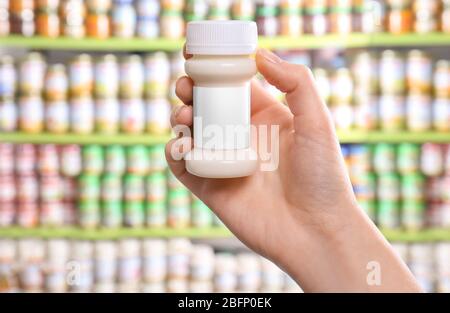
[276,204,374,291]
[279,205,421,292]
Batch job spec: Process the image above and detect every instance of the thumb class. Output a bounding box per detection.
[255,49,334,134]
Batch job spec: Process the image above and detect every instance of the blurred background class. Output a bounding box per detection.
[0,0,449,293]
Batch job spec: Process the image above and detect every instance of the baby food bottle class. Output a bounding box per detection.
[184,20,258,178]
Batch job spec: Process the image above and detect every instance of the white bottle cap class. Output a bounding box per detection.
[186,21,258,55]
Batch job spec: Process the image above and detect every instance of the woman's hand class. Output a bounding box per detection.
[166,48,421,292]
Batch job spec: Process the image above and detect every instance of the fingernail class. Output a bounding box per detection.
[258,49,282,64]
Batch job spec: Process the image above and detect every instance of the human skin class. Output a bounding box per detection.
[166,48,422,292]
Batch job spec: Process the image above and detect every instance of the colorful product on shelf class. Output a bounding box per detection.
[347,143,450,230]
[0,143,222,230]
[315,48,450,132]
[0,52,176,135]
[59,0,86,38]
[0,238,304,293]
[2,0,450,38]
[111,0,137,38]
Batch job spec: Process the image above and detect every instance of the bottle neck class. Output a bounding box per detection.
[185,54,256,86]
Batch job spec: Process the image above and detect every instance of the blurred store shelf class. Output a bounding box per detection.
[337,130,450,143]
[2,33,450,51]
[0,226,449,242]
[381,229,450,242]
[3,131,450,145]
[0,227,232,240]
[0,133,171,145]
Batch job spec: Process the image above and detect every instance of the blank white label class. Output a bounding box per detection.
[193,84,250,150]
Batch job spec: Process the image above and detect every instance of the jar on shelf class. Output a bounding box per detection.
[406,50,432,95]
[16,144,36,175]
[353,90,378,130]
[95,97,120,134]
[94,54,119,98]
[331,68,354,104]
[148,144,166,172]
[82,145,104,175]
[104,145,126,175]
[304,0,328,35]
[145,98,171,134]
[136,0,160,17]
[413,0,440,34]
[0,143,14,175]
[185,0,209,22]
[40,174,63,201]
[86,0,111,39]
[256,0,279,36]
[377,200,400,229]
[102,200,123,227]
[0,0,9,36]
[36,0,60,37]
[443,0,450,33]
[100,173,122,201]
[69,54,94,98]
[433,97,450,132]
[70,96,94,134]
[0,96,17,132]
[136,0,159,37]
[19,95,44,133]
[46,99,69,133]
[136,15,159,38]
[142,239,166,283]
[167,188,191,228]
[0,55,16,98]
[396,143,420,174]
[60,145,82,177]
[124,200,145,227]
[379,50,405,95]
[126,145,149,175]
[9,0,35,37]
[434,60,449,98]
[420,143,444,177]
[86,12,110,38]
[387,0,413,34]
[144,52,170,99]
[329,0,352,34]
[361,0,387,33]
[161,0,185,11]
[44,64,68,101]
[120,98,145,134]
[60,0,86,38]
[146,171,167,202]
[19,52,46,96]
[279,4,303,37]
[86,0,111,12]
[379,94,405,130]
[78,199,101,228]
[351,51,378,94]
[231,0,255,20]
[78,174,101,201]
[111,0,136,38]
[208,0,231,20]
[406,93,432,131]
[159,10,184,39]
[119,55,144,99]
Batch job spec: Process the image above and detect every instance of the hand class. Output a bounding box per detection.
[166,48,421,292]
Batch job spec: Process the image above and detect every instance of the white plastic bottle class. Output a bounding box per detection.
[184,20,258,178]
